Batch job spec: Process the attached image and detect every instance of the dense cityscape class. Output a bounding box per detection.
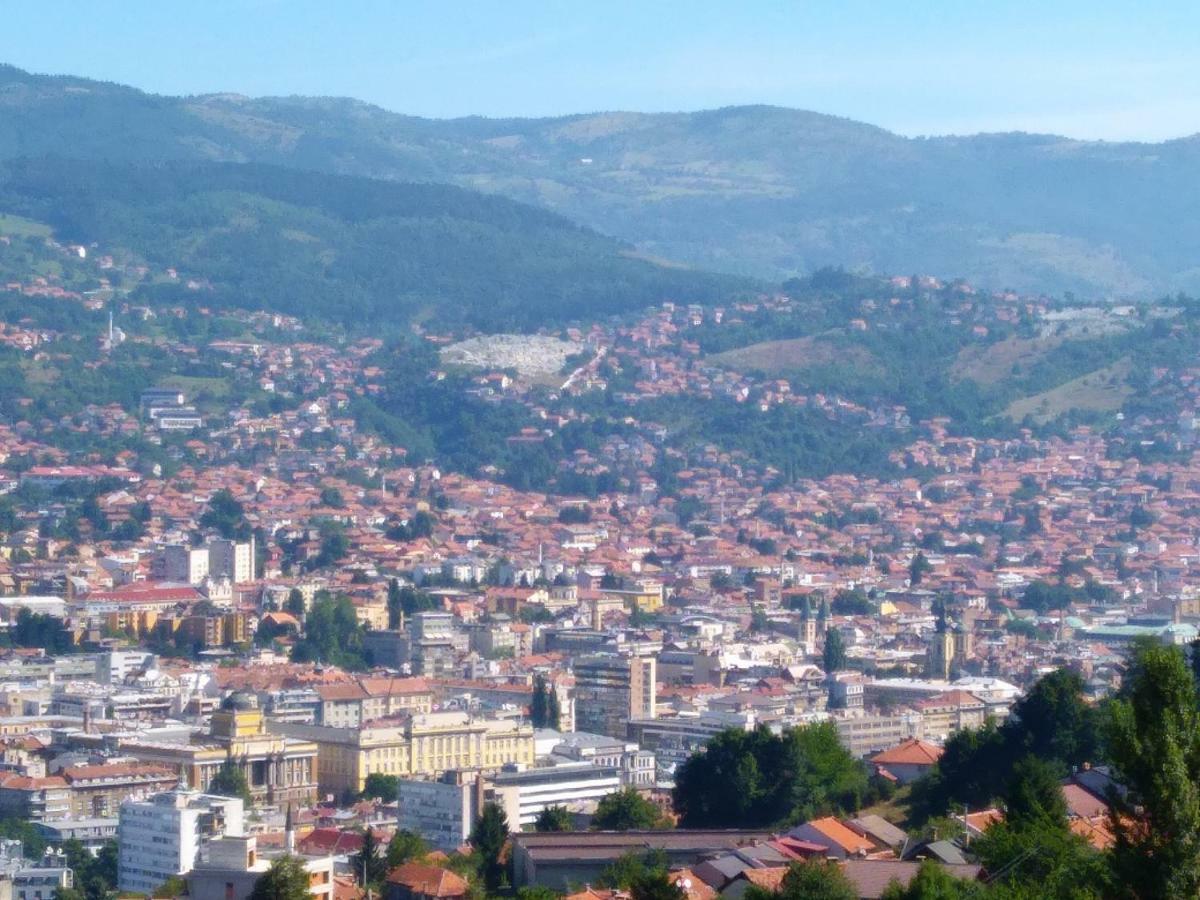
[0,20,1199,900]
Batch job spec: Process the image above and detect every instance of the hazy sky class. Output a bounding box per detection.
[3,0,1197,141]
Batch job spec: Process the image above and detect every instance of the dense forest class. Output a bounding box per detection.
[0,157,746,332]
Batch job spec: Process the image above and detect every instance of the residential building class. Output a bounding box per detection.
[117,790,244,895]
[491,761,622,829]
[574,655,656,739]
[396,771,483,851]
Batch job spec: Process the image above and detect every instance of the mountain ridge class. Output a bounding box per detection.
[2,63,1199,297]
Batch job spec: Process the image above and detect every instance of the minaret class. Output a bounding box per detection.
[108,311,114,345]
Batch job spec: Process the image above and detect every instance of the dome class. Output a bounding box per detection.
[221,689,259,712]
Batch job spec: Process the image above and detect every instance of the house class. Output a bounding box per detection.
[786,818,876,859]
[868,739,943,785]
[384,863,469,900]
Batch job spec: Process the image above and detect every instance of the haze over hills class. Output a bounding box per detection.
[3,63,1199,298]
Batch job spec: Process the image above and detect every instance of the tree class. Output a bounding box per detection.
[1003,669,1099,770]
[547,688,562,731]
[745,859,857,900]
[970,757,1107,898]
[154,875,189,897]
[353,827,387,889]
[249,856,313,900]
[386,830,429,868]
[534,805,573,832]
[285,588,305,617]
[362,772,399,803]
[531,674,550,728]
[598,849,670,889]
[630,871,686,900]
[319,486,345,508]
[201,488,249,539]
[209,760,251,804]
[0,817,46,859]
[1002,756,1067,830]
[909,551,932,585]
[673,723,866,828]
[822,628,847,673]
[879,861,982,899]
[1107,642,1200,898]
[470,802,509,892]
[387,578,403,629]
[592,787,667,831]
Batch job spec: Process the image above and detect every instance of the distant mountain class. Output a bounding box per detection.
[2,64,1199,297]
[0,157,742,331]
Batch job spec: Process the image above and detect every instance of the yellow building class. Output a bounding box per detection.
[603,581,665,614]
[270,711,534,797]
[119,691,318,805]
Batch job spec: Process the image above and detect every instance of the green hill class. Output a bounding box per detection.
[2,64,1199,297]
[0,157,744,331]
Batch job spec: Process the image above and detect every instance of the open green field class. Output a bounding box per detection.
[952,335,1061,385]
[0,213,52,239]
[1003,358,1133,424]
[709,332,876,375]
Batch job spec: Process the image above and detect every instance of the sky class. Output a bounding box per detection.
[2,0,1198,141]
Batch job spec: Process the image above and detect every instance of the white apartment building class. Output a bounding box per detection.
[117,790,244,895]
[491,761,621,829]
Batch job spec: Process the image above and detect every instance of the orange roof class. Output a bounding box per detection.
[869,739,943,767]
[739,868,788,891]
[1070,817,1115,850]
[804,817,875,855]
[386,864,469,898]
[670,869,717,900]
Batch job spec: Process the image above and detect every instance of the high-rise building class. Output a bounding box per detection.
[396,771,483,850]
[208,538,256,584]
[573,655,656,739]
[117,790,244,895]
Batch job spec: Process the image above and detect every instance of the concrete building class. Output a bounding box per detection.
[573,655,656,739]
[411,613,456,677]
[396,771,483,851]
[208,539,255,584]
[35,817,118,854]
[188,832,333,900]
[117,790,244,895]
[491,761,621,829]
[155,546,210,585]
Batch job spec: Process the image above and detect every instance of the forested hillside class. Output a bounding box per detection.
[0,157,744,331]
[2,64,1199,297]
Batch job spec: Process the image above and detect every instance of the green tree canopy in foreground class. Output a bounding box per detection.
[673,722,867,828]
[249,856,313,900]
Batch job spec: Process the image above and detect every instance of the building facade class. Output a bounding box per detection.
[117,790,244,895]
[573,655,656,739]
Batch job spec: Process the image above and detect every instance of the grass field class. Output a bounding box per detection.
[157,374,232,399]
[951,336,1061,385]
[1003,357,1133,424]
[0,213,52,239]
[710,332,876,375]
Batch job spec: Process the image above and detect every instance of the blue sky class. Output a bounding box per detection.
[2,0,1198,141]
